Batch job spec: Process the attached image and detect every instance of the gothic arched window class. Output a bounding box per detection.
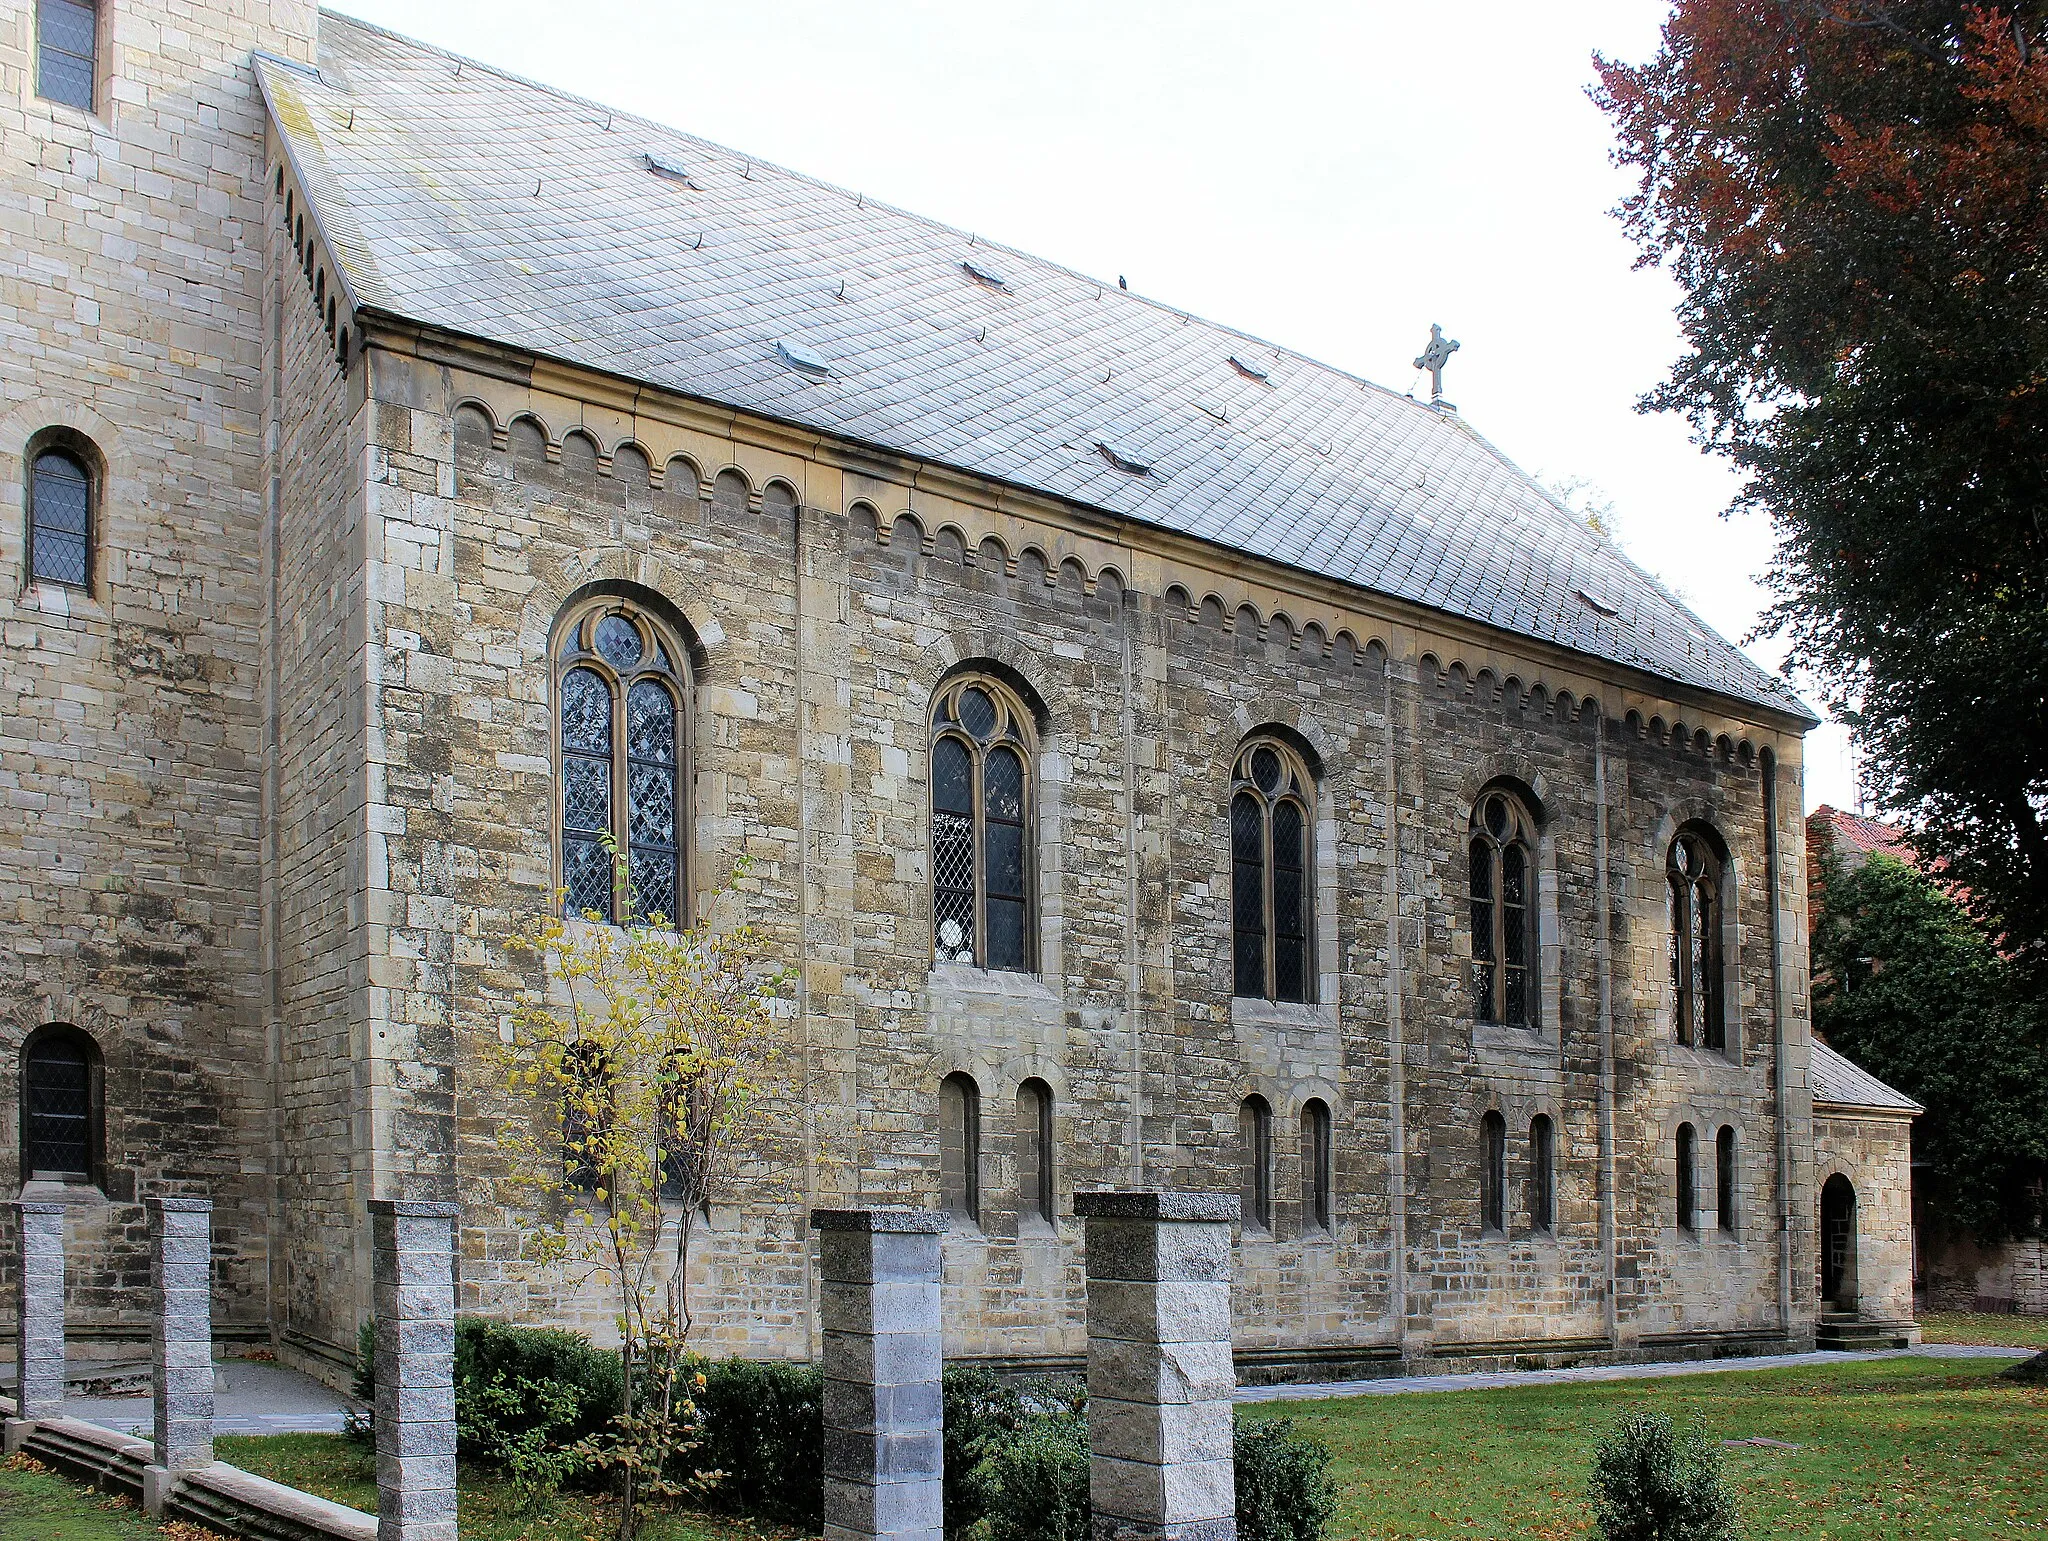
[930,675,1035,972]
[1668,827,1725,1051]
[1231,736,1315,1003]
[555,598,689,925]
[1469,787,1540,1028]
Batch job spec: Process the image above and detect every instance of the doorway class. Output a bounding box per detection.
[1820,1173,1858,1309]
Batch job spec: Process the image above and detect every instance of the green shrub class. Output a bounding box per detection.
[690,1357,824,1531]
[1235,1417,1338,1541]
[981,1404,1090,1541]
[1588,1412,1741,1541]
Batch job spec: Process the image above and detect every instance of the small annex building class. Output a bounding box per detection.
[4,1,1921,1383]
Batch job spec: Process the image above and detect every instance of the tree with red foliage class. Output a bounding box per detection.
[1596,4,2048,961]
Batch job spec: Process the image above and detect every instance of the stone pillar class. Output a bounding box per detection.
[810,1208,946,1541]
[370,1200,459,1541]
[5,1201,66,1450]
[142,1197,214,1513]
[1078,1192,1240,1541]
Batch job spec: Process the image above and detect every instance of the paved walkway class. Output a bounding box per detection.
[59,1359,360,1437]
[1236,1342,2032,1403]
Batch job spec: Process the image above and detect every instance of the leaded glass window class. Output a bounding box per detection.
[555,599,689,925]
[1668,828,1726,1051]
[29,448,91,588]
[929,676,1036,972]
[1469,788,1540,1028]
[37,0,97,112]
[21,1026,99,1184]
[1230,737,1316,1002]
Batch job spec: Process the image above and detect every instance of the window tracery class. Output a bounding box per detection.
[1231,736,1315,1003]
[930,675,1035,972]
[555,598,688,925]
[1668,827,1726,1050]
[1469,788,1540,1028]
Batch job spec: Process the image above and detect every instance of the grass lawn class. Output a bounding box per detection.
[0,1454,211,1541]
[1240,1354,2046,1540]
[213,1434,795,1541]
[1919,1312,2048,1351]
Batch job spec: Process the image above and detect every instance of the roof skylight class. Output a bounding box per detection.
[644,153,700,189]
[1227,355,1272,383]
[961,260,1010,291]
[776,340,833,377]
[1093,439,1152,476]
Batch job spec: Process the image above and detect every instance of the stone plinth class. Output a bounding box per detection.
[370,1200,459,1541]
[811,1208,947,1541]
[10,1202,67,1435]
[1078,1192,1240,1541]
[145,1197,215,1513]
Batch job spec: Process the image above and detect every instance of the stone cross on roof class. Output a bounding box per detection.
[1414,322,1461,401]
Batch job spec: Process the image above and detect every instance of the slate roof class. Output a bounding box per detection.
[1811,1041,1922,1114]
[260,11,1813,723]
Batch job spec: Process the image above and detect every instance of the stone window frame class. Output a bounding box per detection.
[551,591,693,928]
[939,1071,983,1230]
[22,426,102,597]
[1480,1109,1508,1236]
[1466,780,1543,1032]
[1229,732,1319,1005]
[1668,823,1731,1053]
[1238,1094,1275,1235]
[1715,1124,1739,1237]
[1015,1077,1055,1231]
[1676,1120,1700,1235]
[20,1022,106,1192]
[1298,1097,1333,1236]
[1528,1112,1556,1236]
[928,670,1040,975]
[34,0,103,117]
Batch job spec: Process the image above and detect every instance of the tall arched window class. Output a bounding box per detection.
[1717,1126,1738,1235]
[1239,1095,1273,1233]
[1300,1099,1333,1234]
[36,0,97,111]
[555,597,689,925]
[1469,787,1540,1028]
[1529,1114,1555,1235]
[1677,1122,1699,1232]
[930,675,1036,972]
[28,443,93,588]
[20,1025,102,1185]
[1481,1110,1507,1235]
[1668,828,1725,1051]
[1017,1078,1054,1226]
[1231,736,1315,1003]
[940,1072,982,1226]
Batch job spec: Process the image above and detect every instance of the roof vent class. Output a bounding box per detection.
[1093,439,1152,476]
[776,340,833,378]
[1227,355,1271,383]
[1196,401,1229,423]
[961,260,1010,291]
[1575,587,1620,618]
[644,153,700,189]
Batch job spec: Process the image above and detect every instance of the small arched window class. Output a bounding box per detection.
[555,597,690,925]
[930,675,1036,973]
[562,1042,611,1194]
[1529,1114,1555,1235]
[1481,1110,1507,1235]
[1469,788,1540,1027]
[1300,1099,1333,1234]
[940,1073,982,1225]
[1239,1095,1273,1233]
[1017,1078,1054,1226]
[36,0,97,112]
[1717,1126,1738,1235]
[1668,828,1725,1051]
[29,445,93,589]
[21,1025,102,1185]
[1230,736,1315,1003]
[1677,1122,1699,1233]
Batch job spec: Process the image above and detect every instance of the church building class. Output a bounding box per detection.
[3,1,1921,1384]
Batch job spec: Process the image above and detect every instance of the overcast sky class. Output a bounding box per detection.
[333,0,1860,812]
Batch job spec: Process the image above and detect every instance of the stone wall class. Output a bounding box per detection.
[1812,1108,1915,1324]
[302,330,1819,1374]
[1921,1234,2047,1316]
[0,0,318,1354]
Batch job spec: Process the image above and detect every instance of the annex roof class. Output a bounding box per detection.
[1811,1041,1922,1115]
[260,12,1814,723]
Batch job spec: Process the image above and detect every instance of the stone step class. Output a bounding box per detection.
[1815,1319,1912,1351]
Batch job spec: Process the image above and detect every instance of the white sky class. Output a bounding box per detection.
[333,0,1860,812]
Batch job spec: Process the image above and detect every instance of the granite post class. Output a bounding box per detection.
[4,1201,66,1453]
[811,1208,946,1541]
[370,1200,459,1541]
[142,1197,215,1513]
[1078,1192,1240,1541]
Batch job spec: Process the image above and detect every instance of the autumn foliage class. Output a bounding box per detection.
[1596,4,2048,960]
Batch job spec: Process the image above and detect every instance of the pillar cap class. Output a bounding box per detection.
[145,1197,213,1214]
[1075,1191,1240,1222]
[810,1207,947,1233]
[8,1201,70,1215]
[367,1200,461,1218]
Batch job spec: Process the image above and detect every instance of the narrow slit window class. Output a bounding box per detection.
[1717,1126,1738,1235]
[1018,1079,1054,1225]
[940,1073,982,1225]
[1677,1122,1698,1233]
[1230,737,1316,1003]
[1301,1099,1333,1234]
[1240,1095,1273,1233]
[1529,1114,1555,1235]
[1482,1110,1507,1235]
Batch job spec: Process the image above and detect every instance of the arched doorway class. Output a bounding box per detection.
[1820,1174,1858,1309]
